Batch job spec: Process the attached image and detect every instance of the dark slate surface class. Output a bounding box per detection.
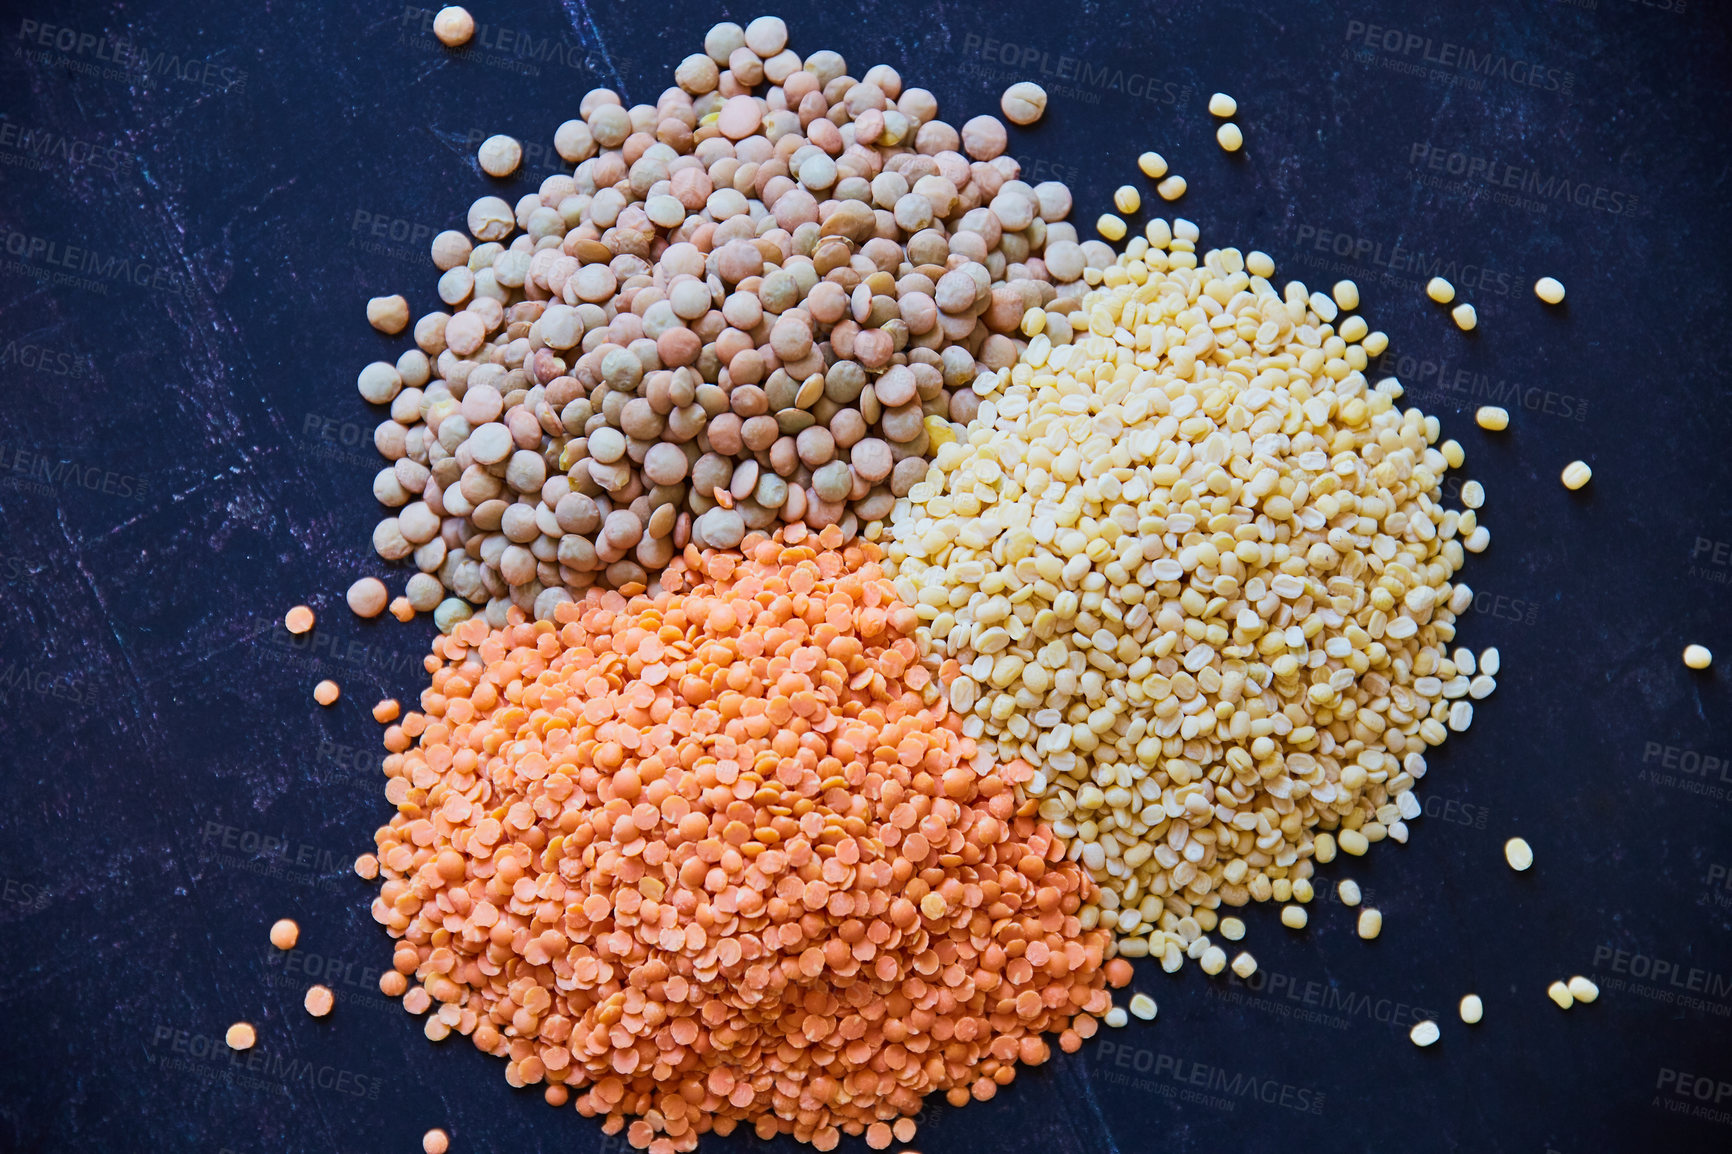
[1,1,1728,1151]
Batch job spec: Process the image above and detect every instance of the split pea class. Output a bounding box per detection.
[1561,460,1592,490]
[1357,908,1383,940]
[1475,406,1509,431]
[1684,645,1713,670]
[1426,277,1455,304]
[1459,994,1483,1024]
[1216,123,1243,152]
[1534,276,1566,304]
[1137,152,1168,179]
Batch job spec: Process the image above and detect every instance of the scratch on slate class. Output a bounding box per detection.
[557,0,628,98]
[1059,1055,1123,1154]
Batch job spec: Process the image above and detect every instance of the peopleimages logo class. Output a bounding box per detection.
[1409,143,1641,217]
[0,226,187,296]
[960,34,1191,108]
[14,18,246,91]
[1291,224,1515,297]
[1343,20,1574,95]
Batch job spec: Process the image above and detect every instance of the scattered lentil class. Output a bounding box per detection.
[348,577,389,618]
[1684,644,1712,670]
[1000,82,1048,125]
[1458,994,1483,1024]
[373,698,401,723]
[285,605,315,634]
[1561,461,1592,491]
[305,984,335,1017]
[270,918,301,950]
[369,295,411,335]
[477,134,523,178]
[433,6,474,47]
[226,1022,257,1050]
[314,679,341,706]
[423,1129,451,1154]
[1137,152,1168,179]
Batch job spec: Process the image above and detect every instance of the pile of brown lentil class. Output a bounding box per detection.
[362,19,1099,624]
[368,526,1122,1152]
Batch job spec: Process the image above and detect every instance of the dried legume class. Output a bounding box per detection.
[1000,83,1048,125]
[888,228,1487,962]
[1533,277,1565,305]
[360,30,1088,618]
[270,918,300,949]
[1684,644,1713,670]
[433,7,474,47]
[305,984,335,1017]
[1458,993,1482,1024]
[1561,461,1592,490]
[365,526,1122,1151]
[226,1022,256,1050]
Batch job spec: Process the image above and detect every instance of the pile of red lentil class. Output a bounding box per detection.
[367,526,1121,1151]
